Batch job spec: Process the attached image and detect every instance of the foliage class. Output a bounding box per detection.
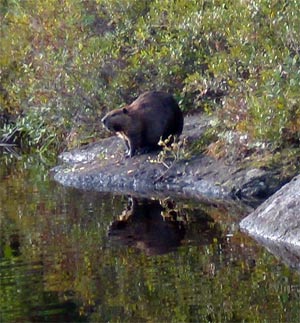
[155,135,191,169]
[0,107,66,153]
[1,0,300,154]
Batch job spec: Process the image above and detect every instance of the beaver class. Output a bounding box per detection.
[101,91,184,157]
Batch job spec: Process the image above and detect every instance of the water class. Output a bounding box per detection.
[1,155,300,322]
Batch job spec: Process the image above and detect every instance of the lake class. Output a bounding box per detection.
[1,154,299,322]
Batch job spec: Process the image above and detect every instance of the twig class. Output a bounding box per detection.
[153,160,176,184]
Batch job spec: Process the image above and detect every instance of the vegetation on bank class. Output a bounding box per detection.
[1,0,300,159]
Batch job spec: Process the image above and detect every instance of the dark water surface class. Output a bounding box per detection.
[1,156,300,323]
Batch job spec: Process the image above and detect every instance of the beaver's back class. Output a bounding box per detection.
[102,91,184,157]
[127,91,183,145]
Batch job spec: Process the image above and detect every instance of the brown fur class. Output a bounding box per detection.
[101,91,184,157]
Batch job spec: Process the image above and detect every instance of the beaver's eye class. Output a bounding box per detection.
[122,108,128,114]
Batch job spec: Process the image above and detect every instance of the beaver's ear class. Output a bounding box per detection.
[123,107,128,114]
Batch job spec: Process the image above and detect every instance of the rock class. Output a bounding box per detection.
[52,113,289,204]
[227,168,286,206]
[240,175,300,269]
[240,175,300,246]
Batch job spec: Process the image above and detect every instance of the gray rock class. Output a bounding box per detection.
[240,175,300,246]
[240,174,300,270]
[52,113,289,204]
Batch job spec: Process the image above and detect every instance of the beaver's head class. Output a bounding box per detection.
[101,107,131,133]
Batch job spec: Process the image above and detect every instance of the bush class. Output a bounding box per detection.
[1,0,300,155]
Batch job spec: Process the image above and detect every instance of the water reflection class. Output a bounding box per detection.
[108,196,222,255]
[109,197,185,255]
[1,157,300,323]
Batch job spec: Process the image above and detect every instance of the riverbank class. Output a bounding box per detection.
[52,113,291,206]
[52,112,300,268]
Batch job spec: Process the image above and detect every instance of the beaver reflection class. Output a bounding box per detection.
[108,197,220,255]
[108,197,184,255]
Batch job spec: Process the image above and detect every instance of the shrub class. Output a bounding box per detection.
[1,0,300,156]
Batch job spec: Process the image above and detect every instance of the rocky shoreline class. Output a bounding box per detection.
[52,113,300,269]
[53,114,286,205]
